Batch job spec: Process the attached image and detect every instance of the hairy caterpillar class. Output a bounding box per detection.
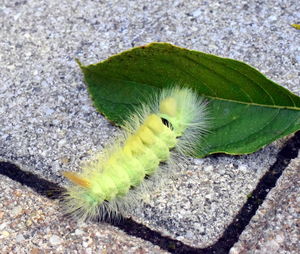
[62,87,208,222]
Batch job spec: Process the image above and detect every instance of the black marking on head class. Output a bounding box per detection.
[161,117,173,130]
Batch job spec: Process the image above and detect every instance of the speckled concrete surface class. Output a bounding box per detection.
[0,174,167,254]
[0,0,299,251]
[130,145,281,247]
[230,153,300,254]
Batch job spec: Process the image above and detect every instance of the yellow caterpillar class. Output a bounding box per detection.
[62,87,208,221]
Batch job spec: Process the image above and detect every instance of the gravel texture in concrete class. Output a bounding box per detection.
[230,153,300,254]
[0,0,299,250]
[130,146,280,247]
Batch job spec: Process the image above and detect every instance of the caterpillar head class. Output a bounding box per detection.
[159,95,185,136]
[157,87,208,156]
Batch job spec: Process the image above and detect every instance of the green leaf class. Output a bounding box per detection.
[78,43,300,157]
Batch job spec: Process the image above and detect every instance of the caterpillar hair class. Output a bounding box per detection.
[62,86,208,222]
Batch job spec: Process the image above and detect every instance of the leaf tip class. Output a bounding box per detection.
[291,24,300,30]
[75,58,84,68]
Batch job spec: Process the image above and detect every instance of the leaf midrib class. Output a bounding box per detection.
[207,109,296,152]
[87,73,300,111]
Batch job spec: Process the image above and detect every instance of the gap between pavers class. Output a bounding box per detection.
[230,153,300,254]
[0,174,167,254]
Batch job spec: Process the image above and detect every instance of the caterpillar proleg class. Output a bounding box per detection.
[62,87,208,222]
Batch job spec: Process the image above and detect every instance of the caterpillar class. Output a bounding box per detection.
[62,86,208,222]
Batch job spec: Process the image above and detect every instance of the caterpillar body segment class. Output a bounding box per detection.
[63,87,208,221]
